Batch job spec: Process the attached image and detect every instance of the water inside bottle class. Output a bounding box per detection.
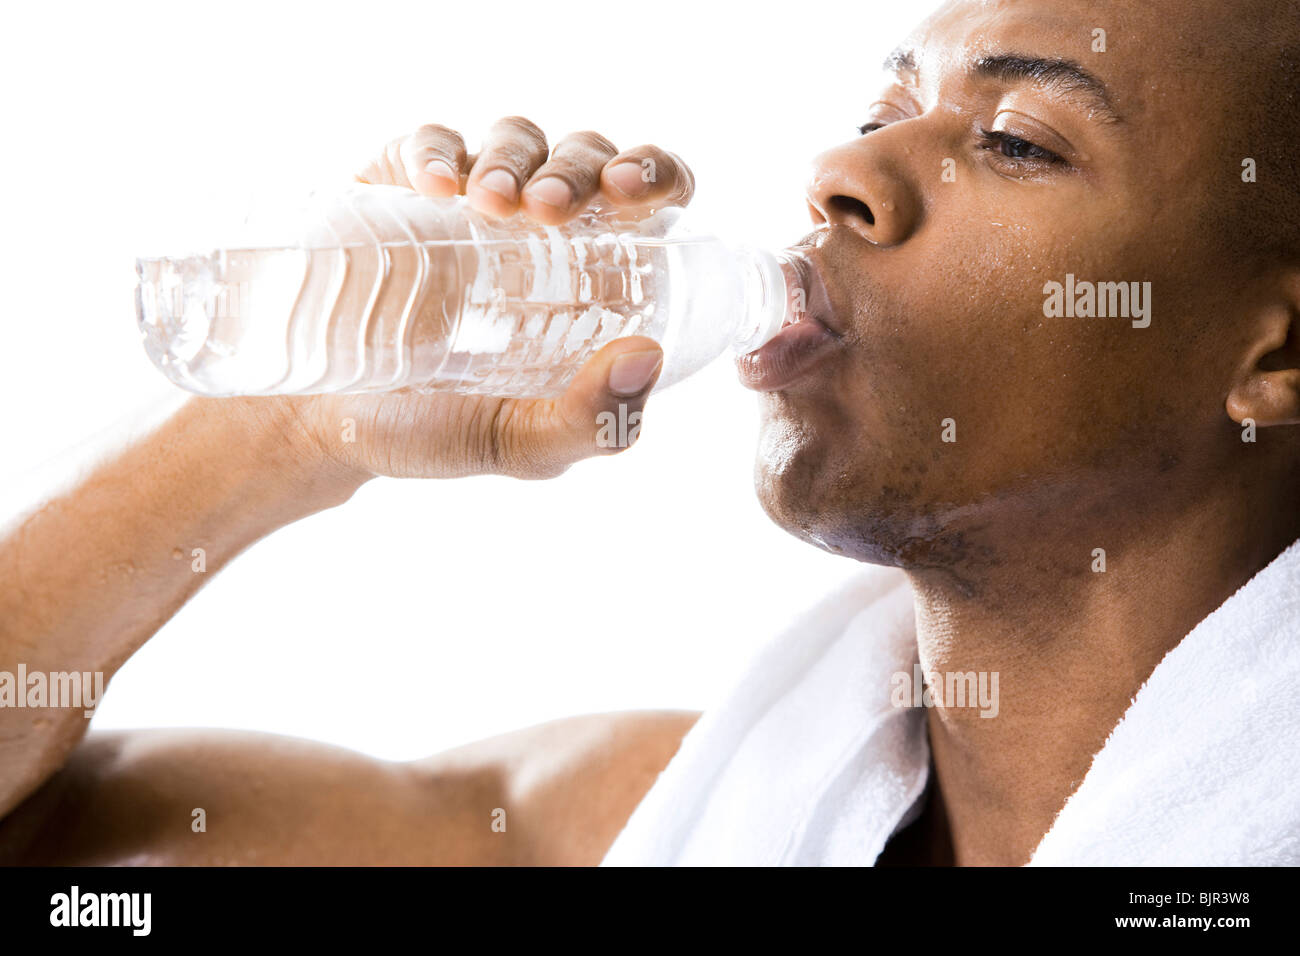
[138,230,722,397]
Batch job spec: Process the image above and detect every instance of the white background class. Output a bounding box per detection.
[0,0,926,759]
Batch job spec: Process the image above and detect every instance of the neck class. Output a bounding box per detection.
[902,469,1300,866]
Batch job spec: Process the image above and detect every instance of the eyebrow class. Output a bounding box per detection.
[882,47,1123,125]
[975,53,1122,123]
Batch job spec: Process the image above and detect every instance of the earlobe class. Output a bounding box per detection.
[1226,277,1300,428]
[1226,369,1300,426]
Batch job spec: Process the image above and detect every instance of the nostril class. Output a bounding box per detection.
[827,194,874,227]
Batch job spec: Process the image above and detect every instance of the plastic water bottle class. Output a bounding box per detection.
[135,183,799,398]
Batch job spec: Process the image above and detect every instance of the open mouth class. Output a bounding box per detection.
[736,251,844,392]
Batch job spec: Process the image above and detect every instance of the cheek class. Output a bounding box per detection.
[754,188,1230,531]
[775,283,1141,508]
[832,271,1042,474]
[858,207,1175,438]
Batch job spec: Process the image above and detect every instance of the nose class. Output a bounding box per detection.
[805,139,919,246]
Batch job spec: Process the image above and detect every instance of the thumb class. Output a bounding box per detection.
[511,336,663,473]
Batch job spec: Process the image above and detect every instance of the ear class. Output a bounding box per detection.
[1226,272,1300,427]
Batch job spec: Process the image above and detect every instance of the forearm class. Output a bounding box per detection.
[0,395,368,817]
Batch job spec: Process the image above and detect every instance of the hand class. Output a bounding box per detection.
[282,116,696,482]
[355,115,695,224]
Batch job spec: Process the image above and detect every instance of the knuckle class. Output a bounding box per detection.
[408,125,466,163]
[536,156,599,193]
[625,143,670,164]
[491,115,548,150]
[415,122,463,143]
[478,143,536,177]
[491,402,569,479]
[494,114,543,134]
[470,400,507,475]
[558,129,618,158]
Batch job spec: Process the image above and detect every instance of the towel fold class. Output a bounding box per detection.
[602,539,1300,865]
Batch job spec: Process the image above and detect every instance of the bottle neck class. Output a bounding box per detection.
[732,246,795,354]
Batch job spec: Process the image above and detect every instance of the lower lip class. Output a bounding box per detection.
[735,318,840,391]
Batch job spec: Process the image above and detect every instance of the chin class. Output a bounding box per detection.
[756,475,983,583]
[753,453,881,564]
[752,407,862,558]
[752,440,980,574]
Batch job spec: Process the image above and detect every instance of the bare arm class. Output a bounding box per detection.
[0,711,698,866]
[0,396,364,819]
[0,115,696,862]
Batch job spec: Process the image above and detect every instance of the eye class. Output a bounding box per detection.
[978,129,1065,165]
[857,122,886,136]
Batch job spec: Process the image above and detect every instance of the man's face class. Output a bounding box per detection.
[749,0,1275,571]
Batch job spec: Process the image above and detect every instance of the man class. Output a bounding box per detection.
[1,0,1298,865]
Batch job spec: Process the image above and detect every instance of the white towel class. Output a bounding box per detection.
[602,539,1300,865]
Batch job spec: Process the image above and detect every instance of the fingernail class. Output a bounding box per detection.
[424,159,457,183]
[608,349,663,396]
[605,162,647,198]
[476,168,518,200]
[525,176,573,209]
